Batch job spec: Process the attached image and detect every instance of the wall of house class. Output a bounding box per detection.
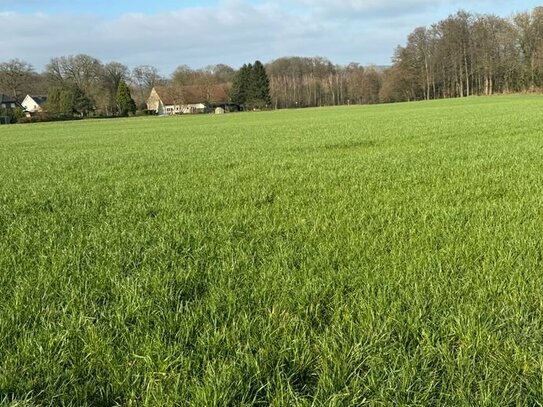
[163,103,209,115]
[181,103,208,114]
[22,96,41,113]
[146,89,163,114]
[1,102,18,109]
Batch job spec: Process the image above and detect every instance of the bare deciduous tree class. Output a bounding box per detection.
[0,59,35,99]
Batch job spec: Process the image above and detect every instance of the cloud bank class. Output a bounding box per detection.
[0,0,534,74]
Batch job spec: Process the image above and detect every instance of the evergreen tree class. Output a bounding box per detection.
[71,86,93,117]
[116,80,136,116]
[230,63,251,109]
[247,60,271,109]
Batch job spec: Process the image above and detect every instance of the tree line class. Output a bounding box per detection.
[1,6,542,121]
[382,7,543,101]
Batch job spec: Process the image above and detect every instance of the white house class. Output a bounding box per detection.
[22,95,48,114]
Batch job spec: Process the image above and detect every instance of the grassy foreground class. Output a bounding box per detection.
[1,96,543,406]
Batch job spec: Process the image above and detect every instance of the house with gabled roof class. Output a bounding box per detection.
[22,95,48,114]
[146,85,234,115]
[0,94,22,110]
[0,94,23,124]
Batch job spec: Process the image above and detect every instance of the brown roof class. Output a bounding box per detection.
[154,84,230,105]
[153,86,176,105]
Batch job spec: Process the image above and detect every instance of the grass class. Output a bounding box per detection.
[1,95,543,405]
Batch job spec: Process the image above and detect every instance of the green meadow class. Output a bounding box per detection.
[1,96,543,405]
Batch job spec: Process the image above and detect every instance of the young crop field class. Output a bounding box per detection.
[1,96,543,405]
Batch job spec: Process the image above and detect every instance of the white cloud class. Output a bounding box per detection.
[0,0,532,74]
[1,1,332,73]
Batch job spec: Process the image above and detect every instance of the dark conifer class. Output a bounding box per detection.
[116,81,136,116]
[247,60,271,109]
[230,64,251,109]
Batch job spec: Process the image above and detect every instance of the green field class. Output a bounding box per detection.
[1,96,543,406]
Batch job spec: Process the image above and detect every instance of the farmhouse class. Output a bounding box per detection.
[146,85,236,115]
[22,95,48,114]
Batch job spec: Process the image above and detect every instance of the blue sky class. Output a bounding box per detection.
[1,0,540,75]
[2,0,219,16]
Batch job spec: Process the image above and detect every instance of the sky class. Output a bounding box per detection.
[1,0,540,75]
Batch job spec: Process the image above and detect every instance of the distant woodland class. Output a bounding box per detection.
[1,6,543,118]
